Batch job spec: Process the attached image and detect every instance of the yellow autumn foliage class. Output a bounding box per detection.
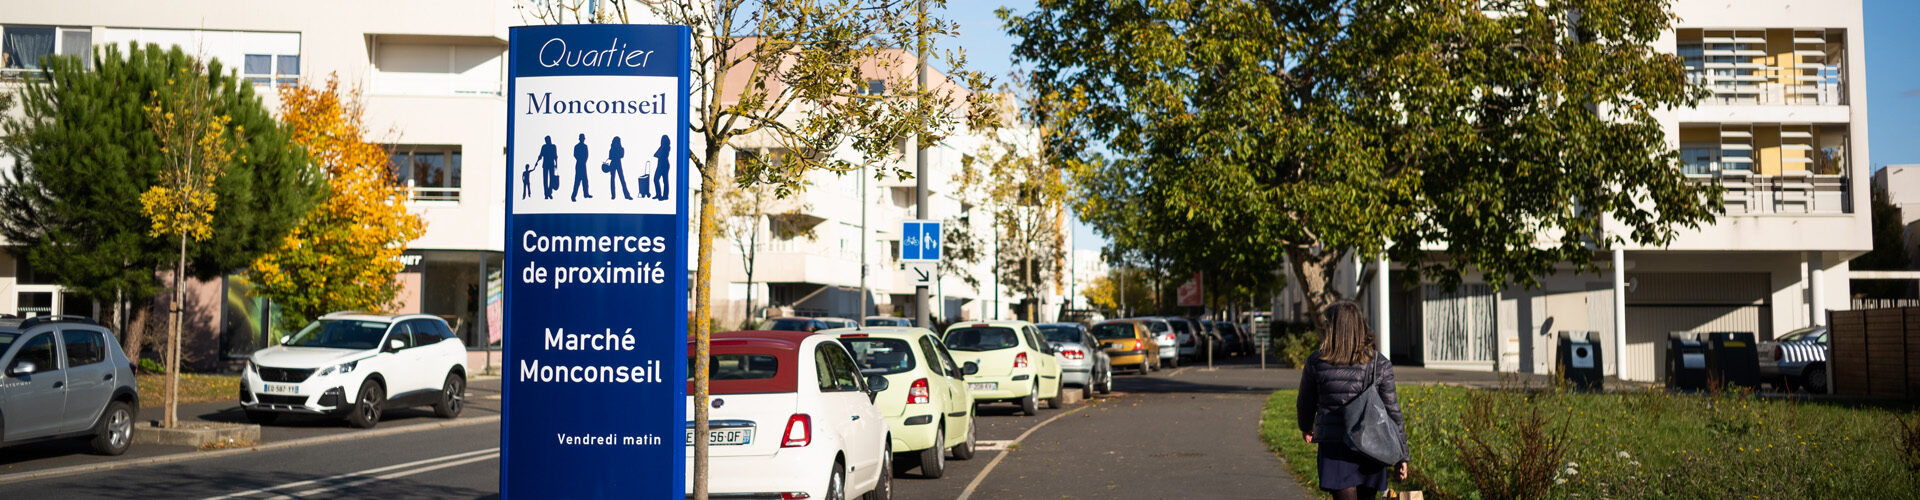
[249,76,426,325]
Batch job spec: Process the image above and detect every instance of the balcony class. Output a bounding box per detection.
[1681,123,1851,215]
[1678,27,1847,107]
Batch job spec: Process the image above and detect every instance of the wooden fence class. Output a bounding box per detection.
[1829,307,1920,397]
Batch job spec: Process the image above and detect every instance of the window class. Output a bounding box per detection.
[2,26,91,74]
[861,79,885,96]
[17,292,53,318]
[239,54,300,86]
[814,344,860,392]
[409,320,445,346]
[389,146,463,202]
[842,337,915,375]
[62,330,106,367]
[11,333,56,373]
[386,323,416,350]
[371,39,503,96]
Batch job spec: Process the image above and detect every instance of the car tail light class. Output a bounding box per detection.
[781,414,812,448]
[1062,349,1084,360]
[780,493,812,500]
[908,378,931,404]
[1773,345,1784,361]
[1014,352,1029,369]
[841,333,868,338]
[973,324,990,328]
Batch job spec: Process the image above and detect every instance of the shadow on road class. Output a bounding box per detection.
[25,467,495,499]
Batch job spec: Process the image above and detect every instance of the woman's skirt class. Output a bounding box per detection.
[1317,438,1390,492]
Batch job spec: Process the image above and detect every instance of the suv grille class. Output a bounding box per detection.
[259,367,315,383]
[257,394,308,406]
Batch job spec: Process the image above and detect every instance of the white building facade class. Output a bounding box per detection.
[1274,0,1869,382]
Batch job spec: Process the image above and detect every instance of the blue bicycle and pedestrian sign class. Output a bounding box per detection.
[901,220,942,262]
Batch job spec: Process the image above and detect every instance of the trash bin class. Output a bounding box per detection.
[1556,331,1604,391]
[1667,332,1710,392]
[1707,331,1760,389]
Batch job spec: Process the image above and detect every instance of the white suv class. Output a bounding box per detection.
[241,312,468,428]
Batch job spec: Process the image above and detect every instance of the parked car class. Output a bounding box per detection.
[1165,317,1200,362]
[1128,317,1177,368]
[760,317,858,332]
[242,312,468,428]
[1760,325,1829,394]
[1038,322,1114,398]
[687,330,892,499]
[942,321,1064,416]
[0,316,139,455]
[1212,321,1249,357]
[833,327,978,478]
[1188,318,1224,360]
[863,316,914,328]
[1093,319,1159,375]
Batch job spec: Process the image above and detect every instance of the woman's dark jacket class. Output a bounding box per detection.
[1296,351,1408,462]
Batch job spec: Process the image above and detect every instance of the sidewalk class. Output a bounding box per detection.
[0,377,500,481]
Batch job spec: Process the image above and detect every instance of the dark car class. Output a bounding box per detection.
[759,316,857,332]
[0,316,140,455]
[1210,321,1249,357]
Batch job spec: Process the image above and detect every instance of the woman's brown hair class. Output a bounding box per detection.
[1317,301,1377,366]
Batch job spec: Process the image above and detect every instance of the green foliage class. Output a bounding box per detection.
[0,43,322,303]
[1278,327,1319,369]
[137,357,166,374]
[1262,386,1920,498]
[1004,0,1718,317]
[1854,186,1907,296]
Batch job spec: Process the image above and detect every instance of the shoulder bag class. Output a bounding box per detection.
[1340,358,1406,466]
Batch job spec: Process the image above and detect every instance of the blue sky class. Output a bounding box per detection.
[947,0,1920,252]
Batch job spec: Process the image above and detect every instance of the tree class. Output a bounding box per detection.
[976,125,1065,321]
[1853,185,1908,298]
[1005,0,1717,323]
[714,152,815,329]
[516,2,997,497]
[1084,266,1156,317]
[249,76,428,327]
[0,43,321,365]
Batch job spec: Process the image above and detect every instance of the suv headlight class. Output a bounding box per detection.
[318,360,359,377]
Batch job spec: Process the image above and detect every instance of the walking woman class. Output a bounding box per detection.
[1297,301,1410,499]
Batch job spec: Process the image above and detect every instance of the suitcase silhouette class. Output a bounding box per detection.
[637,174,651,197]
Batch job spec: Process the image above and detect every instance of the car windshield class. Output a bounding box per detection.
[0,331,16,355]
[1093,324,1135,340]
[1142,321,1169,333]
[842,338,916,375]
[284,319,390,350]
[863,318,902,327]
[1776,327,1823,343]
[1039,325,1081,344]
[761,318,815,332]
[692,354,780,381]
[944,327,1020,352]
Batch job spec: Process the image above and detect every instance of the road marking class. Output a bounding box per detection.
[1168,367,1191,377]
[973,440,1014,451]
[955,405,1087,500]
[200,447,499,500]
[278,452,500,498]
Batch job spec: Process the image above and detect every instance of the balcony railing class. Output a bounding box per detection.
[411,187,461,202]
[1685,169,1849,214]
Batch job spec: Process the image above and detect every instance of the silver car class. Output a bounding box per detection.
[1759,325,1828,393]
[0,316,140,455]
[1039,322,1113,398]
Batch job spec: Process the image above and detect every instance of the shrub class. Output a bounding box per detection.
[1447,390,1568,499]
[139,357,166,374]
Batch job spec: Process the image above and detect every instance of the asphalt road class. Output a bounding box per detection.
[0,359,1317,499]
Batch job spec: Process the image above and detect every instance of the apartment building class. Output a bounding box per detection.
[0,0,559,368]
[706,72,1052,328]
[1274,0,1869,382]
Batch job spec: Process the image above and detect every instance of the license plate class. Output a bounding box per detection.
[262,383,300,394]
[969,382,997,391]
[685,428,754,446]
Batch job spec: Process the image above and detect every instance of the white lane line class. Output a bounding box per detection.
[1167,367,1191,377]
[278,452,500,498]
[955,405,1087,500]
[201,447,499,500]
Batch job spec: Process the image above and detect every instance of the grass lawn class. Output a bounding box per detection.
[136,373,239,408]
[1260,385,1920,498]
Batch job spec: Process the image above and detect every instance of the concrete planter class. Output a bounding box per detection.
[130,421,261,447]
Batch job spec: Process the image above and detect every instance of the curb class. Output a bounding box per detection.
[0,415,501,486]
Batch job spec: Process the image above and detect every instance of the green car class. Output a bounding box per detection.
[834,327,979,478]
[942,321,1065,416]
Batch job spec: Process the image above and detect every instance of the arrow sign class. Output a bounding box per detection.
[909,262,936,285]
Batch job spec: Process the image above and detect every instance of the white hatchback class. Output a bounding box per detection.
[688,330,893,499]
[241,312,469,428]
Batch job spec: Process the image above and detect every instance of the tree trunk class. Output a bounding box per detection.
[1284,244,1347,330]
[693,148,721,500]
[165,235,185,428]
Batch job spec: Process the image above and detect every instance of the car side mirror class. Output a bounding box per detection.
[387,339,405,352]
[865,374,889,393]
[7,361,35,377]
[963,361,979,375]
[279,335,290,345]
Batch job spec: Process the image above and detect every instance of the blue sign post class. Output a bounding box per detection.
[503,24,690,499]
[901,219,942,261]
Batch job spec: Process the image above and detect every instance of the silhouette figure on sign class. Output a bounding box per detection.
[538,136,560,200]
[605,136,631,200]
[521,163,532,199]
[651,135,672,200]
[571,134,592,201]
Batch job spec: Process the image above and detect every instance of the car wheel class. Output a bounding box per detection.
[1167,354,1179,369]
[918,427,946,478]
[347,379,385,429]
[866,442,893,499]
[1099,368,1114,395]
[950,418,977,460]
[827,461,847,500]
[245,410,280,425]
[1081,381,1093,400]
[89,400,133,456]
[1019,384,1040,416]
[1804,365,1829,394]
[1044,383,1062,409]
[433,373,465,418]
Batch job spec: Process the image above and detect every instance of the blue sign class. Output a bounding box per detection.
[503,24,690,499]
[901,220,942,262]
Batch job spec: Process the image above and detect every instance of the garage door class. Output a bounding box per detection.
[1621,273,1771,382]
